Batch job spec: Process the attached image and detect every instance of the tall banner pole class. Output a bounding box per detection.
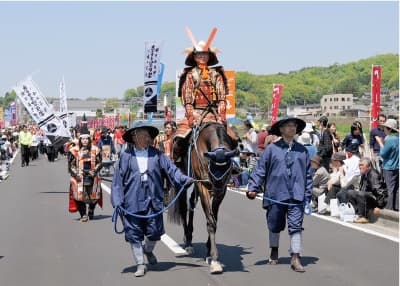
[370,65,381,129]
[143,41,162,114]
[59,76,69,129]
[270,84,284,126]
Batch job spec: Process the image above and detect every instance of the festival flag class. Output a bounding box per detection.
[0,107,4,129]
[270,84,284,126]
[10,102,16,126]
[13,77,71,145]
[109,116,115,130]
[224,70,236,119]
[4,108,12,127]
[371,65,381,129]
[102,116,108,128]
[143,41,162,113]
[58,77,69,129]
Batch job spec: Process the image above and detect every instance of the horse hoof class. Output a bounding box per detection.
[185,246,195,255]
[210,261,223,274]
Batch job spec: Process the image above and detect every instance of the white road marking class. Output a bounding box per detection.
[161,234,188,255]
[101,183,188,254]
[229,188,399,243]
[101,183,111,194]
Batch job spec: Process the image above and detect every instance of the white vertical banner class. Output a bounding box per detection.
[13,77,71,145]
[58,77,69,129]
[144,41,161,113]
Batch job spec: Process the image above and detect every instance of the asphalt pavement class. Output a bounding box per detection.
[0,153,398,286]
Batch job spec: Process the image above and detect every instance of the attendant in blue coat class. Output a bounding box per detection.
[246,116,312,273]
[111,122,193,277]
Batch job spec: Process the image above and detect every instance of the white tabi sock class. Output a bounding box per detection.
[289,232,302,255]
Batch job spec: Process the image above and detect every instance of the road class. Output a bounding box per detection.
[0,154,398,286]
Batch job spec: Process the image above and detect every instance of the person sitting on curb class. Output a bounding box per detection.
[346,157,387,223]
[323,152,347,214]
[310,155,330,211]
[336,145,361,203]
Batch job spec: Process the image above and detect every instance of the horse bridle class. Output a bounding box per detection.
[190,126,233,192]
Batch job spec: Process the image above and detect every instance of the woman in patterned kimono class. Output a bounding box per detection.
[68,126,103,222]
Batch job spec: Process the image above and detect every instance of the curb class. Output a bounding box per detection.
[379,209,399,223]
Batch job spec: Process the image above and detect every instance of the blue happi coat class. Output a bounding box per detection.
[248,139,313,208]
[111,146,192,213]
[111,146,192,242]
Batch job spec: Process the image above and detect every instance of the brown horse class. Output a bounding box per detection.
[169,122,239,273]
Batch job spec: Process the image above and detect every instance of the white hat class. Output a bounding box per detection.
[303,122,314,133]
[379,119,399,133]
[297,132,312,145]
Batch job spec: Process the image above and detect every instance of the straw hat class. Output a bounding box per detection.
[270,116,306,136]
[122,121,159,143]
[379,119,399,133]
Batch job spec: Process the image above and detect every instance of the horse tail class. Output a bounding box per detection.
[167,184,185,224]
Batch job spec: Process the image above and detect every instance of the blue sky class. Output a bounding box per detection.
[0,1,398,100]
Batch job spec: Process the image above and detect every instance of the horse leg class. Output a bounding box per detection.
[179,191,195,255]
[199,187,223,274]
[185,209,195,255]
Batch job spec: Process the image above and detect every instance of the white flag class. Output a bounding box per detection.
[143,41,162,113]
[13,77,71,144]
[58,77,69,129]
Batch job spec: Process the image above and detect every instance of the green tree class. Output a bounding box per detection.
[0,90,17,107]
[104,98,120,113]
[123,88,138,101]
[96,108,103,118]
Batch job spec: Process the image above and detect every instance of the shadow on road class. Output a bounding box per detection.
[90,214,112,221]
[72,215,112,222]
[176,242,251,272]
[121,261,202,274]
[255,256,319,266]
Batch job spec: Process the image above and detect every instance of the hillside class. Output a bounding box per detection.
[156,53,398,113]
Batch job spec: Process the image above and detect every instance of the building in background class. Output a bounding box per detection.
[320,94,353,116]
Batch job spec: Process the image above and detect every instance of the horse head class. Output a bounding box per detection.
[195,123,239,192]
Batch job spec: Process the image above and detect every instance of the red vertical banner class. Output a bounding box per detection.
[109,116,115,130]
[270,84,284,126]
[371,65,381,129]
[102,116,108,128]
